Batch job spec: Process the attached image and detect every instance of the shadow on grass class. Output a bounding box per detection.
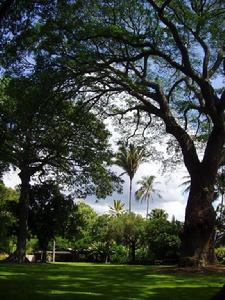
[0,263,224,300]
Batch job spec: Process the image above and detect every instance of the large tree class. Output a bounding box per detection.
[0,75,119,262]
[1,0,225,267]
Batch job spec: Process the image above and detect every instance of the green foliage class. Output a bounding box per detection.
[50,236,72,251]
[115,144,145,181]
[28,183,76,254]
[149,208,169,220]
[109,200,125,216]
[110,244,128,264]
[216,203,225,247]
[146,216,182,260]
[0,182,18,252]
[0,76,120,198]
[69,201,97,249]
[26,238,39,254]
[215,248,225,264]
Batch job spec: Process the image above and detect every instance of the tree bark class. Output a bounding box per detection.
[180,173,217,267]
[14,169,31,263]
[41,245,48,263]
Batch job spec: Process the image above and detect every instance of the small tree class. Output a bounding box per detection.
[29,183,75,263]
[112,212,145,263]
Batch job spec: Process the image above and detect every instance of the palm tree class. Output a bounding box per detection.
[115,144,144,213]
[109,200,125,216]
[179,175,191,194]
[135,175,161,218]
[149,208,168,220]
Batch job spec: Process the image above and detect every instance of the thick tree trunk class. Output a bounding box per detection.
[41,246,48,263]
[14,170,31,263]
[180,176,217,267]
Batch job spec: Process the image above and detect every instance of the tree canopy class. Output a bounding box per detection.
[0,0,224,266]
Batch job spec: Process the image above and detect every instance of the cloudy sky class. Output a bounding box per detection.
[3,159,188,221]
[86,161,188,221]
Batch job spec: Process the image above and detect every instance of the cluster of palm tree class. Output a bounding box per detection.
[112,143,161,217]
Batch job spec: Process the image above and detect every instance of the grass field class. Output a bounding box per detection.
[0,262,224,299]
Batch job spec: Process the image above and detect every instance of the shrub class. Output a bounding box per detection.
[215,248,225,264]
[110,245,128,264]
[0,253,9,260]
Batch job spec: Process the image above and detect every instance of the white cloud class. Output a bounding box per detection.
[2,168,21,188]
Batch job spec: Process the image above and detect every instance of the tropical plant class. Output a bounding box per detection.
[115,144,144,212]
[135,176,161,218]
[149,208,168,220]
[109,200,125,216]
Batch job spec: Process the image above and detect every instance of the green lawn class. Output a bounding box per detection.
[0,262,224,299]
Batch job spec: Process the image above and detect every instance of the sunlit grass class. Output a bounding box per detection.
[0,262,224,299]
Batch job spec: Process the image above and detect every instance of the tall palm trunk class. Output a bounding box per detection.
[146,197,150,218]
[129,177,132,213]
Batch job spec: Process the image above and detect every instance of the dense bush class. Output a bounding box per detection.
[146,215,182,261]
[111,245,129,264]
